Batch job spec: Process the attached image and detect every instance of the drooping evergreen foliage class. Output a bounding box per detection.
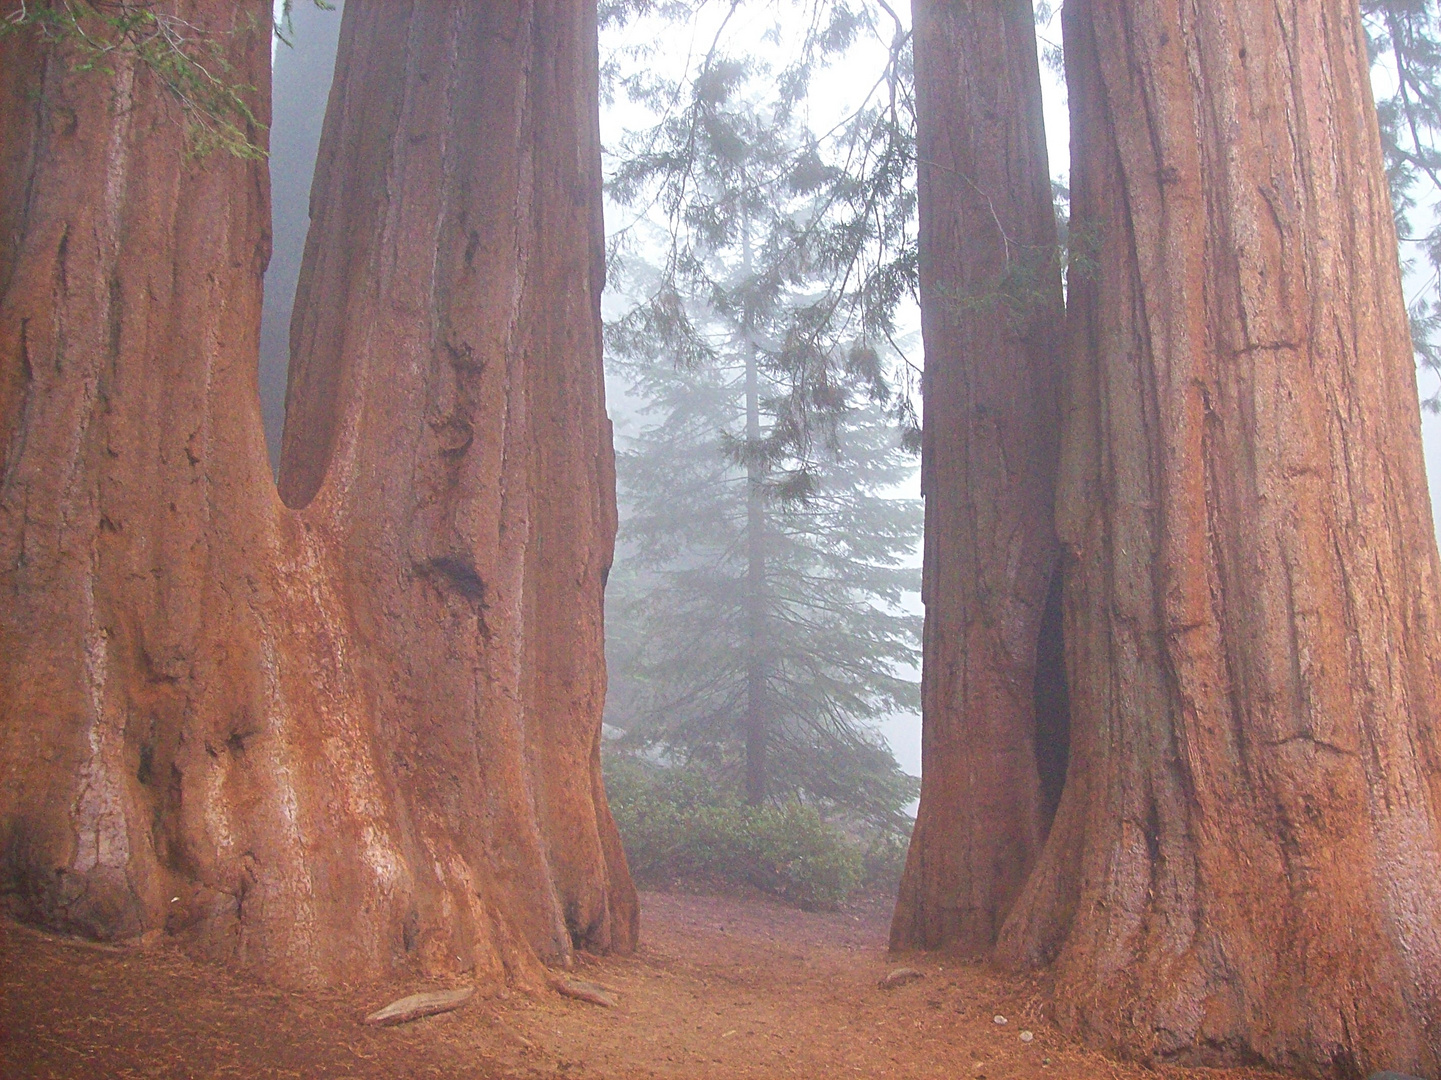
[0,0,269,158]
[0,0,334,160]
[602,59,921,833]
[601,3,920,453]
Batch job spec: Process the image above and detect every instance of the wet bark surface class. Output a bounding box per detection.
[892,0,1067,957]
[996,1,1441,1075]
[0,0,634,989]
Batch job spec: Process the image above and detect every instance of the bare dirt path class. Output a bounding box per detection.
[1,891,1282,1079]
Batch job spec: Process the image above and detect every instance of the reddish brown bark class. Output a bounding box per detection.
[891,0,1067,956]
[0,0,634,989]
[279,0,634,966]
[996,1,1441,1074]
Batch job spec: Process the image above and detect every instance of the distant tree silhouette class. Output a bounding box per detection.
[606,78,920,829]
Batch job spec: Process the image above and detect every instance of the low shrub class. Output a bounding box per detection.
[858,827,910,899]
[603,751,904,910]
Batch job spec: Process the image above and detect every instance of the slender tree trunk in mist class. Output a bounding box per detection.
[0,0,635,989]
[995,1,1441,1074]
[741,217,768,806]
[744,340,769,805]
[890,0,1067,957]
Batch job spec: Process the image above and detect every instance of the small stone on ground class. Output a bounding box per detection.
[878,967,924,989]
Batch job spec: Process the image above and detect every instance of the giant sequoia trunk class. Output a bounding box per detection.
[995,0,1441,1074]
[891,0,1067,956]
[0,0,635,989]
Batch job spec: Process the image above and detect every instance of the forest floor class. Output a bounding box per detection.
[2,889,1287,1080]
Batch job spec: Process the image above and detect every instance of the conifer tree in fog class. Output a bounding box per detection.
[603,62,921,831]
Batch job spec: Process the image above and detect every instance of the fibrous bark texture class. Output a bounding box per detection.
[996,1,1441,1075]
[891,0,1067,956]
[0,0,635,989]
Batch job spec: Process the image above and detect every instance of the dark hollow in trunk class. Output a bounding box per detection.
[1031,569,1069,836]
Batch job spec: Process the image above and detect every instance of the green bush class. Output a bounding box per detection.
[604,751,903,910]
[859,827,910,898]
